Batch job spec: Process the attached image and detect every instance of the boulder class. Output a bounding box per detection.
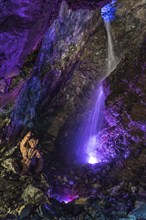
[21,184,47,204]
[1,158,20,174]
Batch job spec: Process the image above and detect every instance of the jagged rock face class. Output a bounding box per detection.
[1,0,107,79]
[6,2,101,138]
[0,0,59,79]
[1,1,146,219]
[0,0,145,174]
[54,0,146,163]
[0,0,61,135]
[102,36,146,178]
[0,0,108,139]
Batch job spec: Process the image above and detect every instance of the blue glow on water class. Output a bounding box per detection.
[101,0,117,22]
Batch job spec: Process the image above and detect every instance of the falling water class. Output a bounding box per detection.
[85,85,105,164]
[76,1,118,164]
[105,22,117,75]
[75,84,105,164]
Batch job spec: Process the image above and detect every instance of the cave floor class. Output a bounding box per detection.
[1,152,146,220]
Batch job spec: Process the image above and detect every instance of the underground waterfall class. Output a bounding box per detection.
[75,2,118,165]
[1,0,146,218]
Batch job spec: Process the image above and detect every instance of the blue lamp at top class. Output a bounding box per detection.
[101,0,117,22]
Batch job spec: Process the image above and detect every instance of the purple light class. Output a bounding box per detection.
[76,85,105,164]
[88,155,98,164]
[57,195,79,203]
[86,136,102,164]
[50,191,79,204]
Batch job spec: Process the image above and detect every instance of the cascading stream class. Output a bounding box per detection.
[85,85,105,164]
[52,0,118,204]
[76,0,118,164]
[106,22,117,76]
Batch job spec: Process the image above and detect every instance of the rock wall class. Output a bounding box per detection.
[0,0,108,79]
[102,35,146,179]
[54,0,146,163]
[0,0,62,139]
[0,0,146,172]
[0,1,146,219]
[6,1,100,139]
[0,0,60,79]
[0,0,109,141]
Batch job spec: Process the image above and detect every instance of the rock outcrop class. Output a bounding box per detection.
[0,0,109,140]
[54,0,146,164]
[0,0,146,219]
[102,35,146,180]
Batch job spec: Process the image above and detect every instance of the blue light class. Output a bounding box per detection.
[101,0,117,22]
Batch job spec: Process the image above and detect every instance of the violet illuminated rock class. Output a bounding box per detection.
[0,0,56,78]
[7,1,101,137]
[102,36,146,171]
[54,0,146,165]
[0,0,146,219]
[0,0,109,139]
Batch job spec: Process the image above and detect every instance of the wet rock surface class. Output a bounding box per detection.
[0,0,146,219]
[0,139,146,219]
[0,0,108,78]
[2,1,102,139]
[1,147,146,220]
[0,125,146,220]
[0,0,108,140]
[52,0,146,164]
[102,35,146,181]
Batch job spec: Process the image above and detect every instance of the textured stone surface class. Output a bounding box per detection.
[7,1,101,138]
[0,0,108,140]
[21,184,47,204]
[54,0,146,164]
[1,158,146,219]
[0,0,146,219]
[101,35,146,181]
[0,0,62,139]
[0,0,57,78]
[1,158,20,174]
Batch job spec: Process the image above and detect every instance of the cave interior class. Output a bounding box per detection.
[0,0,146,219]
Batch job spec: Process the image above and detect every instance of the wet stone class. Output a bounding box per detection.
[18,204,32,220]
[21,184,48,204]
[128,204,146,219]
[36,203,59,219]
[3,213,17,220]
[1,158,20,174]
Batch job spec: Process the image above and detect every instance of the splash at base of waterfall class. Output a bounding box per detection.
[76,85,105,165]
[86,136,102,164]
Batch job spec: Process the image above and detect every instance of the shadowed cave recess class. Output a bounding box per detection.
[0,0,146,219]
